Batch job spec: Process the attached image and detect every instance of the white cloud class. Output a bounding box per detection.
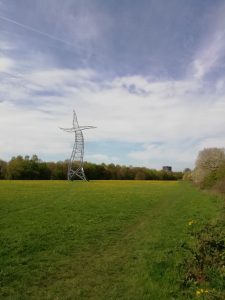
[0,56,13,72]
[191,3,225,80]
[128,142,200,170]
[0,40,12,51]
[0,51,225,169]
[26,68,96,87]
[0,102,71,158]
[198,137,225,150]
[85,154,119,164]
[192,37,225,80]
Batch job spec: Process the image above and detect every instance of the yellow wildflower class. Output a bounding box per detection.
[196,288,209,296]
[188,220,195,225]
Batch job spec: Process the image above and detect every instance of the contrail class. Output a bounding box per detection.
[0,15,75,47]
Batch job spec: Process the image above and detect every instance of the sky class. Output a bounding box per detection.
[0,0,225,170]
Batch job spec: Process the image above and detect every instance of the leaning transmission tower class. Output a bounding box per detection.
[60,110,96,181]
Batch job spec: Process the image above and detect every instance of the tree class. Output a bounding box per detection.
[183,169,192,181]
[134,170,147,180]
[6,155,50,180]
[193,148,225,185]
[7,156,24,179]
[0,159,7,179]
[195,148,225,171]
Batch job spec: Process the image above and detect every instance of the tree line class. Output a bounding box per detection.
[0,155,182,180]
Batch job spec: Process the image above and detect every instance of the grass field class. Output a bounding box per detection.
[0,180,223,299]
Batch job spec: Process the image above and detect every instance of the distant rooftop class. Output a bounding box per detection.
[162,166,172,172]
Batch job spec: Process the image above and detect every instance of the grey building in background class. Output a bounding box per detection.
[162,166,172,172]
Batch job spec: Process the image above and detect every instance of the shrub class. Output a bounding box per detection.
[201,170,218,189]
[181,216,225,299]
[191,148,225,195]
[213,178,225,194]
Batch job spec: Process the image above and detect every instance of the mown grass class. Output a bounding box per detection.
[0,180,223,299]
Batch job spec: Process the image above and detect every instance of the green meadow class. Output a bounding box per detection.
[0,180,223,299]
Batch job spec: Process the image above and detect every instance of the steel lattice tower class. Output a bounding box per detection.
[60,110,96,181]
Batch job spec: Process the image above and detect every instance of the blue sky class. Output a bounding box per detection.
[0,0,225,170]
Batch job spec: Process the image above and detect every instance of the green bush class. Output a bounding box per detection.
[201,170,218,189]
[181,216,225,299]
[213,178,225,194]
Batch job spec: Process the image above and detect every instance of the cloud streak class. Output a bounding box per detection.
[0,15,76,47]
[191,2,225,80]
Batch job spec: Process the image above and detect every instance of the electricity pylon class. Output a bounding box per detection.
[60,110,96,181]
